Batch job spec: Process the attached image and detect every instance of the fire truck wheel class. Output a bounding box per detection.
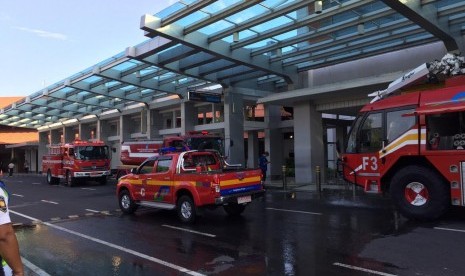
[223,203,246,216]
[390,165,450,220]
[177,195,196,223]
[119,190,138,214]
[46,170,58,185]
[65,171,77,187]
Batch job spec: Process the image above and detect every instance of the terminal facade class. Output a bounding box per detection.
[2,1,464,184]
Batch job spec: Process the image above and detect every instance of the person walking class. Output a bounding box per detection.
[7,163,14,177]
[259,151,270,182]
[0,181,24,276]
[23,161,28,174]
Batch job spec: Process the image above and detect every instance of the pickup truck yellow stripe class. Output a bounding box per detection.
[220,176,261,186]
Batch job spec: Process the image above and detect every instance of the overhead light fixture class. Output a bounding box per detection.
[233,32,239,42]
[358,23,365,35]
[315,1,323,14]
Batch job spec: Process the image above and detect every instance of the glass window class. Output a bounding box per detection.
[346,115,363,153]
[156,159,172,173]
[386,109,415,143]
[359,113,383,153]
[139,160,155,174]
[427,111,465,150]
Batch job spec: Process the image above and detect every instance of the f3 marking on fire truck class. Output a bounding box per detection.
[379,128,426,158]
[350,156,379,176]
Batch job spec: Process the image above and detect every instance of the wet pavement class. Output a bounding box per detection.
[5,174,465,275]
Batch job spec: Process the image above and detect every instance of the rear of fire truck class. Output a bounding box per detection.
[340,53,465,220]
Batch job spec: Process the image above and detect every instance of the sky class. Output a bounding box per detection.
[0,0,176,96]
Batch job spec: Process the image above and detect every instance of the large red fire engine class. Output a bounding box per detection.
[116,131,223,179]
[42,140,111,186]
[341,53,465,220]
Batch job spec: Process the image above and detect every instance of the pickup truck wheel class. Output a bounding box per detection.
[177,195,196,223]
[46,170,58,185]
[224,203,246,216]
[390,165,450,220]
[119,190,138,214]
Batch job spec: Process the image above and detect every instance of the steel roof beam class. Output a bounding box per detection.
[297,36,438,71]
[183,0,263,34]
[141,14,296,85]
[160,0,217,27]
[207,0,314,43]
[380,0,461,52]
[128,46,220,95]
[230,0,372,50]
[179,52,218,71]
[157,45,198,65]
[252,8,396,57]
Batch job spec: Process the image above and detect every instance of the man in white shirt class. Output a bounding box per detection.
[0,183,24,276]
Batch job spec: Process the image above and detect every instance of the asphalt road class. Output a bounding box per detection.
[4,174,465,275]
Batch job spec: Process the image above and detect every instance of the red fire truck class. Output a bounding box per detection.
[116,131,223,179]
[341,53,465,220]
[42,140,111,186]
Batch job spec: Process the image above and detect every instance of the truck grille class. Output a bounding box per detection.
[81,166,107,171]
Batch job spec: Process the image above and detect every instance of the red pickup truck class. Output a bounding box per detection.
[116,150,265,223]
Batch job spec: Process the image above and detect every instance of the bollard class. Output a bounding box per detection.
[316,165,321,196]
[282,165,287,190]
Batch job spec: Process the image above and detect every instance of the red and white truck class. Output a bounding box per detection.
[116,131,223,179]
[42,140,111,186]
[340,53,465,220]
[117,149,264,223]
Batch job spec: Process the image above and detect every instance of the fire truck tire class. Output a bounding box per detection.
[390,165,450,220]
[119,190,138,214]
[65,171,77,187]
[223,203,246,216]
[46,170,59,185]
[177,195,196,223]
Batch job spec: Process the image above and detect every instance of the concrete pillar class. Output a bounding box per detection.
[294,102,324,184]
[150,110,162,139]
[120,115,132,142]
[224,91,245,165]
[50,130,61,144]
[265,105,283,180]
[247,131,259,169]
[38,132,49,173]
[181,101,196,135]
[64,126,75,142]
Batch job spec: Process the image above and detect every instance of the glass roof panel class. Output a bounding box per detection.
[197,20,235,35]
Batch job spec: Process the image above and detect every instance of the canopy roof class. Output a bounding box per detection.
[1,0,464,129]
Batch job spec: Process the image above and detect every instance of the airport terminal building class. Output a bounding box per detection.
[1,0,464,184]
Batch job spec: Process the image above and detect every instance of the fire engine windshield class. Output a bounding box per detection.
[186,137,223,154]
[74,146,110,160]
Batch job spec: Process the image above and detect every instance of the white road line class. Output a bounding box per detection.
[12,194,24,197]
[162,224,216,238]
[41,200,59,205]
[85,209,100,213]
[10,210,205,276]
[333,262,397,276]
[21,256,51,276]
[266,207,322,216]
[81,188,96,191]
[434,227,465,233]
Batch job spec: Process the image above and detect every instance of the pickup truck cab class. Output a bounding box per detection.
[116,150,265,223]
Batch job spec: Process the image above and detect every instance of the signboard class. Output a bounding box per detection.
[188,91,221,103]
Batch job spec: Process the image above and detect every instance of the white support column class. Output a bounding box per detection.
[224,90,245,165]
[264,105,283,180]
[247,131,259,169]
[294,102,324,184]
[181,101,196,135]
